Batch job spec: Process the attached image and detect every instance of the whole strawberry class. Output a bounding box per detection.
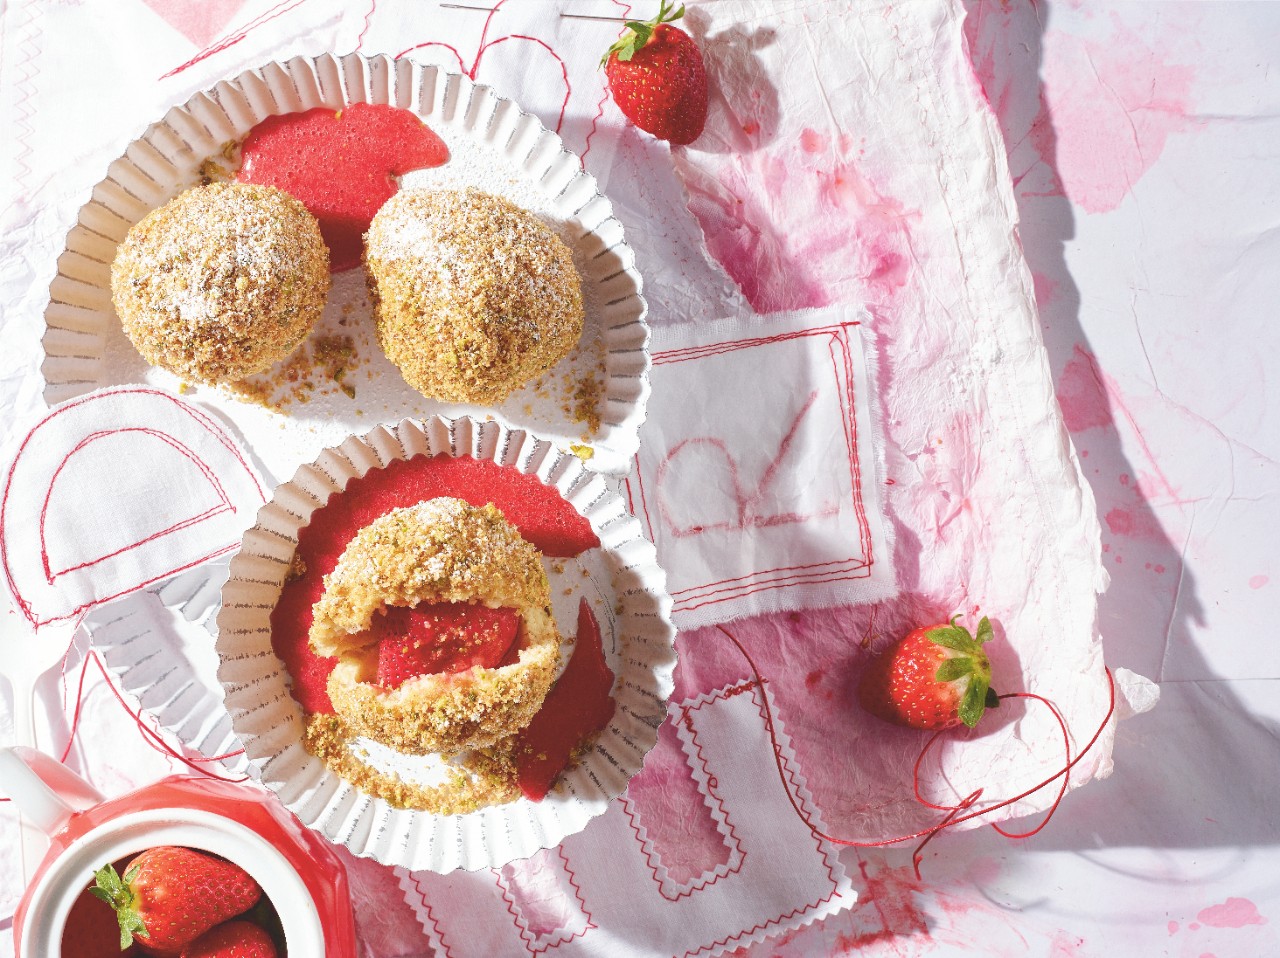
[857,616,1000,730]
[181,920,278,958]
[90,846,262,952]
[602,1,708,145]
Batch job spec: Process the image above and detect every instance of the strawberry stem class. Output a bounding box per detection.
[600,0,686,66]
[89,862,150,950]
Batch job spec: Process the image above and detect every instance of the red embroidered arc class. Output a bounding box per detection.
[396,0,572,134]
[39,428,235,583]
[0,387,265,628]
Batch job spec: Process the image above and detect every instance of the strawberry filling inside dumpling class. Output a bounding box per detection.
[372,602,521,688]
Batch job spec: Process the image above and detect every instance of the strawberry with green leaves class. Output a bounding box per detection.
[90,846,262,953]
[602,1,708,145]
[857,616,1000,731]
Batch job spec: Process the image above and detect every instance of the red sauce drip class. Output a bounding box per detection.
[271,454,600,714]
[237,102,449,272]
[516,598,617,801]
[373,602,519,687]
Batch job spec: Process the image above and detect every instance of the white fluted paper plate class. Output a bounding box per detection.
[41,52,649,476]
[215,416,677,872]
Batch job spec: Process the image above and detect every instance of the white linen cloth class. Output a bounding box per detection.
[634,306,895,630]
[0,0,1158,955]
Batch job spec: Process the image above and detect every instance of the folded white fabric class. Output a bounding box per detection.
[634,305,896,629]
[1,387,264,626]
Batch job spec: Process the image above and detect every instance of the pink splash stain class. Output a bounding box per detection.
[1039,20,1195,213]
[141,0,245,47]
[1197,898,1267,929]
[1033,271,1061,307]
[677,130,915,312]
[1169,920,1180,935]
[1049,931,1086,957]
[1104,506,1163,542]
[1057,345,1114,433]
[965,856,1003,885]
[1250,575,1269,590]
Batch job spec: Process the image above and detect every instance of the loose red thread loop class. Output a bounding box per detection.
[714,624,1116,878]
[48,629,249,784]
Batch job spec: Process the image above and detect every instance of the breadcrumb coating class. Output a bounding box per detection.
[364,188,584,404]
[310,498,561,754]
[304,714,520,814]
[110,182,330,384]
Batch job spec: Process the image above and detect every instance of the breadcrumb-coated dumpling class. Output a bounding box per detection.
[110,182,330,384]
[364,188,584,404]
[311,498,561,755]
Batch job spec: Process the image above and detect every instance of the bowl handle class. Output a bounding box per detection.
[0,746,105,835]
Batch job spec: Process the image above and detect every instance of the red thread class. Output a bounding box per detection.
[55,650,248,784]
[714,624,1116,879]
[159,0,309,80]
[579,0,632,168]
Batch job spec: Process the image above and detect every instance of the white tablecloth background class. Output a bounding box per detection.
[0,1,1276,955]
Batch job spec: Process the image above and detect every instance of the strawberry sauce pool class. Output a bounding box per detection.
[237,102,449,272]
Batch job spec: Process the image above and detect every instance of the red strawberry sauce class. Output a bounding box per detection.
[271,454,600,714]
[237,102,449,272]
[516,598,617,801]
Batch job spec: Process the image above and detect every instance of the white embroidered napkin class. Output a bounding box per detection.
[397,680,856,958]
[0,387,265,627]
[631,305,895,629]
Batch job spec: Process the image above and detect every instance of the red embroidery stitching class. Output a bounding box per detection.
[673,682,843,958]
[669,557,866,597]
[158,0,309,80]
[494,847,595,956]
[654,390,837,538]
[408,875,457,958]
[39,428,234,582]
[637,323,874,613]
[580,0,632,168]
[0,387,264,628]
[619,710,746,901]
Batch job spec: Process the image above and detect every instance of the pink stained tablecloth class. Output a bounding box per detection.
[1,1,1276,956]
